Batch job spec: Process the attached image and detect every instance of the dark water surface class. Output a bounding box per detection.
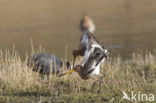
[0,0,156,60]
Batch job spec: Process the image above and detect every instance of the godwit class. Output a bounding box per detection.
[72,14,96,67]
[59,31,109,93]
[72,30,99,67]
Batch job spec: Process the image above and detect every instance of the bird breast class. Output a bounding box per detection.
[90,63,100,77]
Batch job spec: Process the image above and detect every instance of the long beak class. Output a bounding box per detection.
[73,56,76,67]
[66,69,75,74]
[58,69,75,77]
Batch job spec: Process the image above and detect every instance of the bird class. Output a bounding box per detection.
[59,31,109,93]
[27,53,70,79]
[72,14,96,67]
[79,14,96,34]
[72,30,100,67]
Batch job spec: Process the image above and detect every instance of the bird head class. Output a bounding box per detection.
[83,14,89,23]
[82,14,90,30]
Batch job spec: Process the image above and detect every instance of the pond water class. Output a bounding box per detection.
[0,0,156,60]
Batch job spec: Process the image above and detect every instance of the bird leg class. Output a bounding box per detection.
[91,78,99,89]
[98,77,102,94]
[91,72,105,93]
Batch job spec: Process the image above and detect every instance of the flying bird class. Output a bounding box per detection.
[72,14,96,67]
[72,30,100,67]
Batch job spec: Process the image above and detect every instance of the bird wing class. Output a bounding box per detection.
[80,31,106,66]
[86,30,100,44]
[80,31,99,45]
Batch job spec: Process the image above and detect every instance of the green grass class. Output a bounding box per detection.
[0,48,155,103]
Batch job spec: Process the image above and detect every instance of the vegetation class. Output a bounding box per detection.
[0,47,155,103]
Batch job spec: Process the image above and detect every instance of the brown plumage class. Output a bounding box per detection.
[80,14,95,34]
[72,14,96,67]
[72,30,99,67]
[73,47,109,80]
[59,31,109,93]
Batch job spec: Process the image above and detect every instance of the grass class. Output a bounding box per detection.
[0,46,155,103]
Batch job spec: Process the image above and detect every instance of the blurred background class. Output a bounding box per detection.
[0,0,156,60]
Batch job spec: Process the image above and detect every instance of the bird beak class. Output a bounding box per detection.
[73,56,76,67]
[66,69,75,74]
[58,69,75,77]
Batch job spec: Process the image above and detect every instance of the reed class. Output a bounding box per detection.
[0,45,155,103]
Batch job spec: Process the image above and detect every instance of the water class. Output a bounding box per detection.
[0,0,156,60]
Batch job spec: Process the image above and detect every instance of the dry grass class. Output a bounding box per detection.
[0,46,155,103]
